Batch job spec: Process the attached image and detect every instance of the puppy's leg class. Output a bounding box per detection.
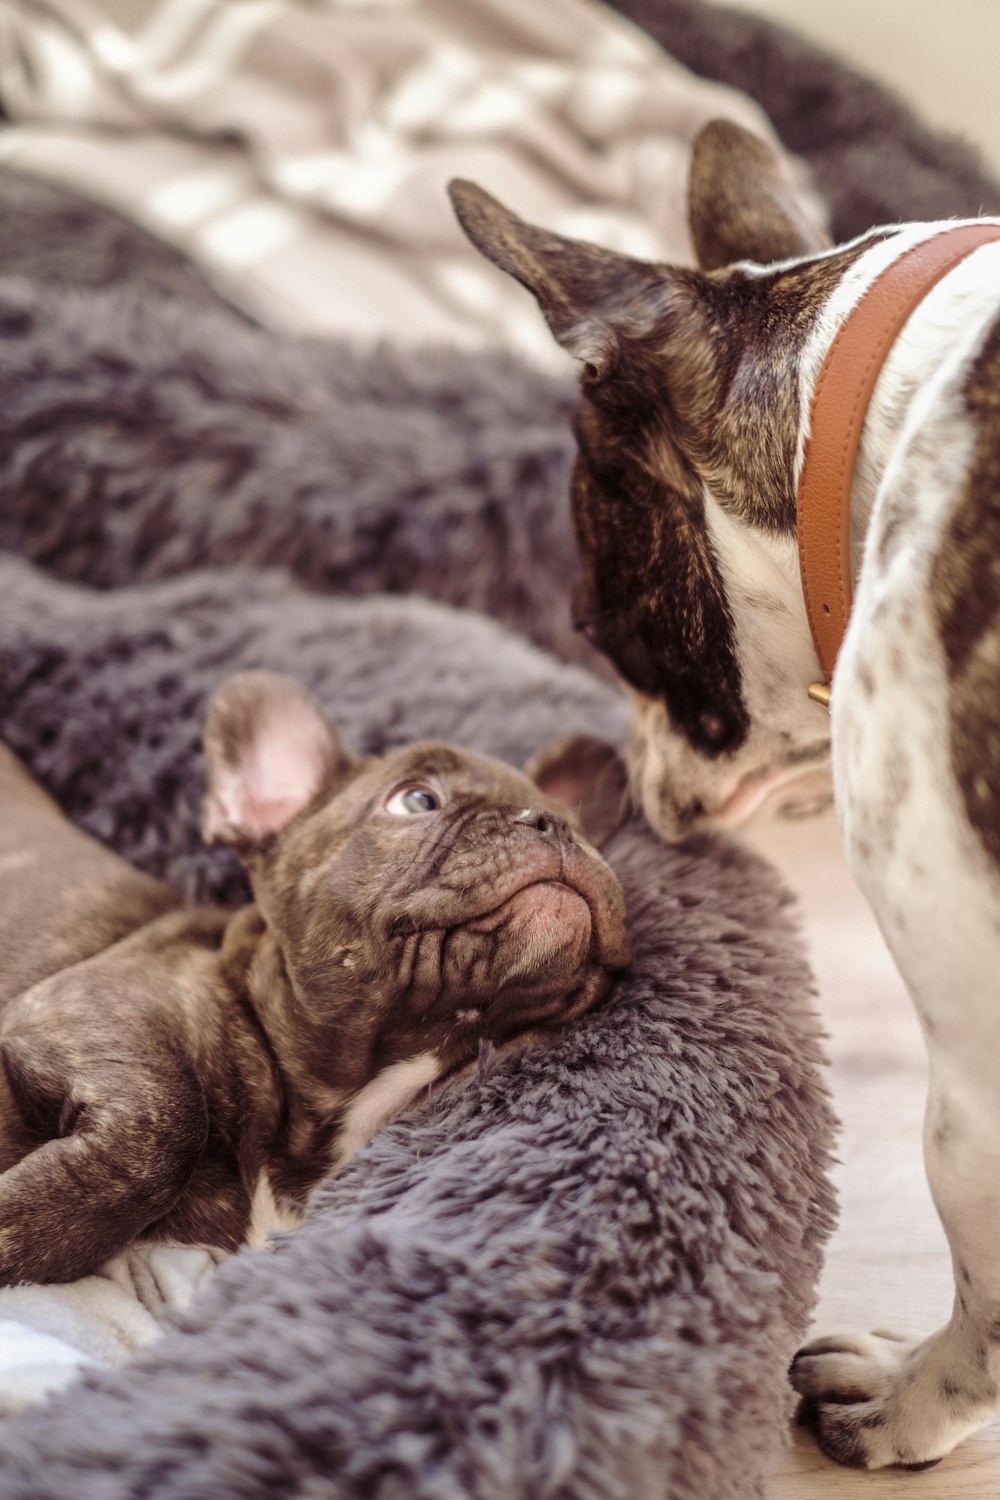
[0,745,180,1007]
[0,1038,207,1285]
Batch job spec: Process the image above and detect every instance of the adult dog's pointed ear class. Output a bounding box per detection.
[449,179,660,382]
[202,671,356,854]
[525,735,631,849]
[688,119,832,271]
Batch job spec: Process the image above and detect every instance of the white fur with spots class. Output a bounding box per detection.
[795,347,1000,1468]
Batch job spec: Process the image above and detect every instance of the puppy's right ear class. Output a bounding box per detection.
[202,671,355,852]
[525,734,631,849]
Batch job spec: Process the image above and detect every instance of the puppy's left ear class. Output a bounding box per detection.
[202,671,355,852]
[525,735,630,849]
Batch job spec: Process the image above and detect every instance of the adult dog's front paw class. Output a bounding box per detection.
[791,1330,952,1470]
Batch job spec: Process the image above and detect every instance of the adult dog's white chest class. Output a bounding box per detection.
[825,231,1000,1070]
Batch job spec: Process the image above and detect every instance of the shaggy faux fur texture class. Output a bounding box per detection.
[0,274,589,670]
[0,166,243,312]
[0,555,835,1500]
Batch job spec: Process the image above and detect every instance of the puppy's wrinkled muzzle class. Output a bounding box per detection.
[506,811,629,972]
[464,879,592,988]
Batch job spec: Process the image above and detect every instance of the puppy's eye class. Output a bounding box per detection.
[385,785,441,817]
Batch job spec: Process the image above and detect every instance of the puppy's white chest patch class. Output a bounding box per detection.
[334,1051,442,1170]
[245,1172,305,1251]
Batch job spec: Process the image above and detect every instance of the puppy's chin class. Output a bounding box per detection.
[465,880,593,986]
[455,879,626,1034]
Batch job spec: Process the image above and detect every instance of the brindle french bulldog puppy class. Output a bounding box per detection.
[0,671,629,1286]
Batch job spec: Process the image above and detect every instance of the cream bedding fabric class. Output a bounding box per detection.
[0,1246,223,1415]
[0,0,823,366]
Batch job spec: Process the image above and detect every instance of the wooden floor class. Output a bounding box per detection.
[741,812,1000,1497]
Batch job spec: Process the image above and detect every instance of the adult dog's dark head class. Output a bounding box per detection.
[203,671,630,1089]
[450,120,873,838]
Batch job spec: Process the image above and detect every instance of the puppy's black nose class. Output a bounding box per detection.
[514,807,568,841]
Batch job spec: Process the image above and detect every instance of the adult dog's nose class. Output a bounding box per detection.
[514,807,570,843]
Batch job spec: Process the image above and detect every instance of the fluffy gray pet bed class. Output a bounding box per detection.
[1,0,996,1493]
[0,556,833,1500]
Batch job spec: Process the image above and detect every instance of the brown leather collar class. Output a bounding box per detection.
[796,221,1000,706]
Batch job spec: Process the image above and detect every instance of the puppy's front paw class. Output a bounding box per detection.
[791,1330,947,1470]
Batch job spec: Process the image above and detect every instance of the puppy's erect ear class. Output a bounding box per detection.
[525,735,631,849]
[203,671,355,851]
[688,119,831,271]
[449,179,663,381]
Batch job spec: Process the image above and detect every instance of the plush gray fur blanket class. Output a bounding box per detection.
[0,161,841,1497]
[1,0,996,1493]
[0,557,834,1500]
[0,141,827,1500]
[0,205,838,1498]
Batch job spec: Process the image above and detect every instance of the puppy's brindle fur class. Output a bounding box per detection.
[0,671,628,1286]
[452,121,1000,1469]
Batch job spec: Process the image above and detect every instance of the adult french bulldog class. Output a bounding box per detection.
[0,670,629,1286]
[451,122,1000,1469]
